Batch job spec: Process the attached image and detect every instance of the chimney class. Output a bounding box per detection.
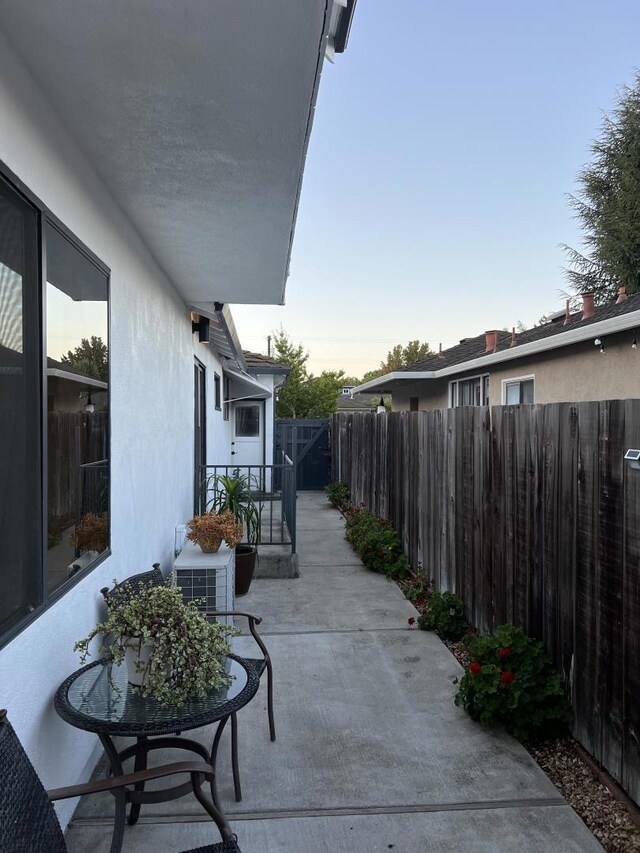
[438,342,445,358]
[485,330,499,353]
[616,286,627,304]
[510,327,516,347]
[582,292,595,320]
[563,299,571,326]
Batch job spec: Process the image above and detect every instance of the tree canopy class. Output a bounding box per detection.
[563,74,640,302]
[273,330,345,419]
[60,336,108,381]
[360,340,433,384]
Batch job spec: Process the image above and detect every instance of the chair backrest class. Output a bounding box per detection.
[100,563,164,606]
[0,710,67,853]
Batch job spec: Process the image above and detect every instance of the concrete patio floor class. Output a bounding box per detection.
[65,491,602,852]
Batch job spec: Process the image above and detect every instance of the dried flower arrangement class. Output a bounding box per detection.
[186,509,243,553]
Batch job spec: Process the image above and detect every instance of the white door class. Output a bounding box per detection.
[231,402,264,469]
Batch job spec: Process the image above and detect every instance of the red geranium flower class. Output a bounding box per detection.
[500,671,514,684]
[498,648,511,658]
[407,617,415,626]
[469,662,481,677]
[416,597,427,607]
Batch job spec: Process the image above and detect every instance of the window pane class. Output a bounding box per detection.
[409,397,419,412]
[505,383,520,405]
[0,181,41,635]
[46,223,109,593]
[521,379,534,404]
[235,405,260,437]
[214,373,221,410]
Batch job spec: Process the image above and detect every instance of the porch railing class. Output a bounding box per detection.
[199,452,296,553]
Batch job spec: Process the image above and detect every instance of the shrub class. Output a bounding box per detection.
[454,624,573,740]
[325,481,351,510]
[418,590,467,640]
[344,505,409,580]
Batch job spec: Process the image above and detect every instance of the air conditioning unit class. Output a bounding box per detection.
[173,536,235,627]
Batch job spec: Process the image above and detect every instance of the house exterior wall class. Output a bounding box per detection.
[0,33,231,828]
[391,330,640,411]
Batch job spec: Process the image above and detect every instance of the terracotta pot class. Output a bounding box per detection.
[235,545,257,596]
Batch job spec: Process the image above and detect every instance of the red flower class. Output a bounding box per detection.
[500,671,515,684]
[469,662,481,677]
[498,648,511,658]
[416,597,427,607]
[407,617,415,626]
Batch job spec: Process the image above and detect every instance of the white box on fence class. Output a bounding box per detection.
[172,539,235,627]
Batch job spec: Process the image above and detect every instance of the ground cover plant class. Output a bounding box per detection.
[418,590,467,640]
[344,505,409,579]
[325,481,351,511]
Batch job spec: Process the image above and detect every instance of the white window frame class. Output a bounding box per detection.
[449,373,489,408]
[501,374,535,405]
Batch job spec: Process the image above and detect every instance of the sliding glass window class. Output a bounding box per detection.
[0,167,110,645]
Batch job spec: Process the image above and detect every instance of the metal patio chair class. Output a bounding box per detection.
[0,709,240,853]
[101,565,275,802]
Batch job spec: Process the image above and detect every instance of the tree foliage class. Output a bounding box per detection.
[60,336,108,381]
[273,330,345,419]
[564,74,640,302]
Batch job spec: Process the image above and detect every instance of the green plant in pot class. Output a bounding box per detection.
[205,472,261,596]
[74,580,237,706]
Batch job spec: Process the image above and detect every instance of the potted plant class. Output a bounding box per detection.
[185,509,243,553]
[205,472,261,596]
[74,580,236,705]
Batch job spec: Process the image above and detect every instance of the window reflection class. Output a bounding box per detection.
[46,224,109,593]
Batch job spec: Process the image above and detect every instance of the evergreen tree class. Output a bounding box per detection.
[563,75,640,302]
[273,330,345,418]
[60,336,108,381]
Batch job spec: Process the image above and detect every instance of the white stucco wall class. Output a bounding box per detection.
[0,33,230,828]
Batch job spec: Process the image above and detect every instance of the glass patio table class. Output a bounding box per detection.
[55,654,259,853]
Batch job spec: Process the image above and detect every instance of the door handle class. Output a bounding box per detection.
[231,451,236,455]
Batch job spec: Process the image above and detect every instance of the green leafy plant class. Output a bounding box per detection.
[345,505,409,580]
[204,472,261,545]
[454,624,573,740]
[325,481,351,511]
[75,580,237,706]
[418,590,467,641]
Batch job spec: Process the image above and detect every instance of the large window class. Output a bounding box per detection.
[0,169,110,645]
[450,374,489,407]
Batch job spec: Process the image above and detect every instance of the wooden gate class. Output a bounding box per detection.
[275,419,330,490]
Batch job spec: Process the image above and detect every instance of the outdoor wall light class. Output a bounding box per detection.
[192,315,210,344]
[594,337,605,353]
[84,392,95,414]
[633,334,637,350]
[624,449,640,470]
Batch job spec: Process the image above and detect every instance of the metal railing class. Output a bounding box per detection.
[199,452,296,553]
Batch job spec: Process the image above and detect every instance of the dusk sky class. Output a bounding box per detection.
[232,0,640,377]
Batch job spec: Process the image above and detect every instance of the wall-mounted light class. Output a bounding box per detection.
[632,333,637,350]
[376,397,386,414]
[192,315,210,344]
[84,392,95,414]
[594,337,605,353]
[624,449,640,470]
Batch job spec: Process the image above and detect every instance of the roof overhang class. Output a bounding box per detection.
[0,1,353,306]
[354,310,640,393]
[223,366,272,402]
[46,369,108,390]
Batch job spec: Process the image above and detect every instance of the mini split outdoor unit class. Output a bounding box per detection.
[173,527,235,626]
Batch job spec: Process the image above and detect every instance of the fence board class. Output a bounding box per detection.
[331,401,640,804]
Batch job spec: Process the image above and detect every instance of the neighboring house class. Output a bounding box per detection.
[241,350,291,467]
[355,290,640,410]
[337,391,391,413]
[0,1,355,829]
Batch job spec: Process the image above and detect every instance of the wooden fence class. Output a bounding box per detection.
[48,411,108,519]
[331,402,640,804]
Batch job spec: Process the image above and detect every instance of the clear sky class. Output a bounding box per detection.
[232,0,640,378]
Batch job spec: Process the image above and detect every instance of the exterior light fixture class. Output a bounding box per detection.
[633,335,637,350]
[376,397,386,414]
[192,315,210,344]
[84,392,95,414]
[594,337,605,353]
[624,449,640,470]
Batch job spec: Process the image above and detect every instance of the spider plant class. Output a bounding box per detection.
[205,472,261,546]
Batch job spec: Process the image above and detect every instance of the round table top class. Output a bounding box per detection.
[54,654,259,737]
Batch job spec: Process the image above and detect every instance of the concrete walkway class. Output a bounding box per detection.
[66,492,601,852]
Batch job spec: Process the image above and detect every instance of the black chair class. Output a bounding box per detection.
[101,565,275,802]
[0,709,240,853]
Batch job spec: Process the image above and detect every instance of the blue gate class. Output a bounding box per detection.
[275,419,331,491]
